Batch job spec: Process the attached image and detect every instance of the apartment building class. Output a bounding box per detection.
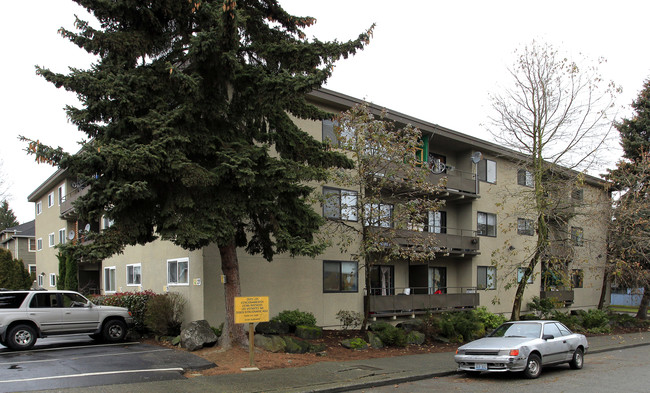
[0,220,36,279]
[28,88,610,327]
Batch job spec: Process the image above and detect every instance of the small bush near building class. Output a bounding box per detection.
[92,290,157,333]
[144,292,186,336]
[375,324,408,347]
[335,310,362,330]
[272,309,316,331]
[0,249,32,290]
[473,306,507,330]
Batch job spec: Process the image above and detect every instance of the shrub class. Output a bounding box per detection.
[436,311,484,343]
[376,324,407,347]
[349,337,368,350]
[473,307,507,330]
[527,296,562,319]
[549,310,580,331]
[144,292,187,336]
[212,323,224,338]
[272,309,316,331]
[91,290,157,333]
[577,309,610,333]
[0,249,32,290]
[368,321,394,332]
[335,310,362,330]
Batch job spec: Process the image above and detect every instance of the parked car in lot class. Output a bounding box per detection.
[0,290,133,350]
[454,320,588,378]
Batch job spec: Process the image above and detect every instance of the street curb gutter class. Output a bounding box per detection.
[307,341,650,393]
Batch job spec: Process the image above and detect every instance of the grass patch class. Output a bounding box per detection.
[608,305,639,313]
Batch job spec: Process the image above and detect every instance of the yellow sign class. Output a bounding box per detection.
[234,296,269,324]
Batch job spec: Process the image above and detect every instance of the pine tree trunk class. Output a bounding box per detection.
[635,285,650,320]
[217,241,248,348]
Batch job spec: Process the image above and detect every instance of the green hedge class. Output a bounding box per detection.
[91,290,157,333]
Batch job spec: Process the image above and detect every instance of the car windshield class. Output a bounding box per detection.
[489,322,542,338]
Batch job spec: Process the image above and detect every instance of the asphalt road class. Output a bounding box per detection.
[350,345,650,393]
[0,335,213,393]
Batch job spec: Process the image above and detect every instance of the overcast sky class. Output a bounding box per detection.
[1,0,649,224]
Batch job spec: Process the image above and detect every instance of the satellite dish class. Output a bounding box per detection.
[84,224,91,232]
[68,230,75,240]
[471,151,483,164]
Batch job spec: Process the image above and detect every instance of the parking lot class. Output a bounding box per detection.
[0,335,214,392]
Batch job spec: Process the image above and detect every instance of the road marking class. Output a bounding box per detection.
[0,341,140,355]
[0,368,184,384]
[0,347,173,366]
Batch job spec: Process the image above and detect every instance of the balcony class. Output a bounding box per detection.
[545,239,574,260]
[376,227,480,256]
[540,289,574,305]
[426,167,478,200]
[60,187,88,219]
[366,286,480,319]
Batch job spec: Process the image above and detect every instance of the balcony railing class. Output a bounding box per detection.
[383,227,480,255]
[426,167,478,196]
[366,286,480,318]
[540,289,574,304]
[60,187,89,219]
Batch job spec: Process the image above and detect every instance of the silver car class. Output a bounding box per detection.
[454,320,588,378]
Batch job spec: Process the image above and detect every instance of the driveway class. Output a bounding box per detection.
[0,335,214,392]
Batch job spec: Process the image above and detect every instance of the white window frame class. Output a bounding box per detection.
[104,266,116,293]
[477,212,497,237]
[48,192,54,208]
[28,264,36,279]
[58,228,66,245]
[167,257,189,286]
[58,184,66,206]
[28,238,36,252]
[48,233,55,247]
[36,201,42,215]
[49,273,56,287]
[126,263,142,286]
[102,216,115,230]
[37,238,43,251]
[37,274,44,287]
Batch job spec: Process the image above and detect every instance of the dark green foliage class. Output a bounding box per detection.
[437,312,485,343]
[57,251,78,291]
[92,290,157,333]
[549,310,580,331]
[295,325,323,339]
[368,321,394,332]
[0,249,32,290]
[212,323,224,338]
[348,337,368,350]
[575,309,611,333]
[0,201,18,230]
[473,307,507,330]
[616,79,650,163]
[56,253,66,290]
[375,324,407,347]
[272,309,316,331]
[144,292,187,336]
[527,296,562,319]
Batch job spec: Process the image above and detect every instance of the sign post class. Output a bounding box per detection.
[234,296,269,370]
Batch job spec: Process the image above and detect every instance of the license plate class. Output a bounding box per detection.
[475,363,488,371]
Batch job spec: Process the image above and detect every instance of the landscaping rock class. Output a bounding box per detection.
[283,336,311,354]
[255,320,290,335]
[180,320,218,351]
[366,331,384,349]
[406,331,426,345]
[340,338,369,350]
[295,325,323,339]
[254,334,287,353]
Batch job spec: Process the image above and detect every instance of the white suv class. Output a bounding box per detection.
[0,290,133,350]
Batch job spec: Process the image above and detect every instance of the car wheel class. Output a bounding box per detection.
[569,347,584,369]
[523,354,542,379]
[7,324,37,350]
[102,319,127,343]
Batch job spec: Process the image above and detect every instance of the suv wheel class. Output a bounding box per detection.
[102,319,127,343]
[7,324,37,350]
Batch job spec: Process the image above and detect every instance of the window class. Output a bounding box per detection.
[571,189,584,201]
[517,169,534,187]
[477,159,497,183]
[323,261,358,292]
[36,201,42,215]
[127,264,142,286]
[37,238,43,251]
[477,212,497,237]
[426,211,447,234]
[37,274,44,287]
[517,267,534,283]
[48,233,55,247]
[323,188,358,221]
[517,218,534,236]
[103,216,115,230]
[167,258,189,285]
[30,292,59,308]
[0,293,28,309]
[571,227,584,246]
[28,265,36,281]
[571,269,584,288]
[543,322,562,338]
[48,192,54,208]
[58,184,66,205]
[363,203,394,228]
[28,238,36,252]
[429,266,447,294]
[58,228,66,245]
[369,265,394,295]
[477,266,497,290]
[322,119,338,146]
[104,266,116,292]
[49,273,56,287]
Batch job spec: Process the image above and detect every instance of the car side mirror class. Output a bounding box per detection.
[542,334,554,340]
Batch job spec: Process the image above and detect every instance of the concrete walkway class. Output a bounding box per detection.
[35,331,649,393]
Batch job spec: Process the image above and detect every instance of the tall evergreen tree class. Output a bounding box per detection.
[24,0,373,347]
[607,79,650,319]
[0,200,19,230]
